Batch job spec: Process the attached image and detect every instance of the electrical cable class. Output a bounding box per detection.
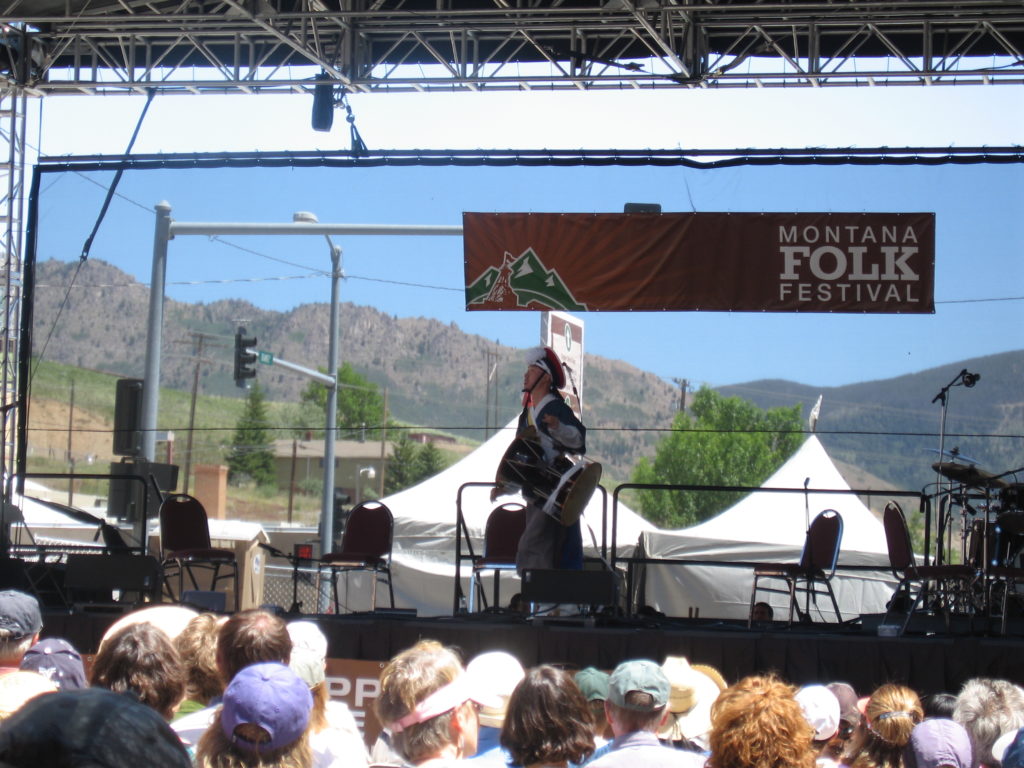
[32,90,158,382]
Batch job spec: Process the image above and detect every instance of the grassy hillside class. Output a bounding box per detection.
[31,258,677,483]
[719,349,1024,493]
[27,258,1023,513]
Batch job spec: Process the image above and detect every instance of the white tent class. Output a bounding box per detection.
[367,420,655,616]
[638,436,897,621]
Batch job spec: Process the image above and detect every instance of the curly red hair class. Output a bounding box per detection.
[707,674,816,768]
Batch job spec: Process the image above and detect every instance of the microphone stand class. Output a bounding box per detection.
[803,477,811,532]
[259,543,310,614]
[930,369,969,566]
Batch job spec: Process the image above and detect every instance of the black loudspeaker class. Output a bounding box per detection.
[64,554,161,605]
[113,378,144,456]
[107,458,179,522]
[311,76,335,132]
[521,568,618,606]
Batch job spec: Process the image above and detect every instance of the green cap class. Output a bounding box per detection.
[575,667,610,702]
[608,660,669,711]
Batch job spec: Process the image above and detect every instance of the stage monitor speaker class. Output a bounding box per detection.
[64,554,160,604]
[182,590,227,613]
[521,568,618,606]
[113,378,144,457]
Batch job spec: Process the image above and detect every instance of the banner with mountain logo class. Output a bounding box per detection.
[463,212,935,313]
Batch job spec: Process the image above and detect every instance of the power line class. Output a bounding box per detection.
[24,424,1024,441]
[34,273,1024,303]
[720,382,1012,429]
[36,270,462,293]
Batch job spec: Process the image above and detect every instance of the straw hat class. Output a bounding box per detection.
[0,670,57,719]
[656,656,724,746]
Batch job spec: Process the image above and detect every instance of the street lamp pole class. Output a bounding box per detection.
[356,466,376,505]
[318,222,342,613]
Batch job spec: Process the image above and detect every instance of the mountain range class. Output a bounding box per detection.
[30,258,1023,492]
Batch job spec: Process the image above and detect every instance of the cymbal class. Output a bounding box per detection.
[926,447,981,466]
[932,461,1008,489]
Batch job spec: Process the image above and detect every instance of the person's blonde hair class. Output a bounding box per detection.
[845,683,922,768]
[308,681,328,733]
[707,674,816,768]
[375,640,466,765]
[174,613,222,706]
[194,709,312,768]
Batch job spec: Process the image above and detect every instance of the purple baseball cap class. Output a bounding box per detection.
[908,718,973,768]
[221,662,312,754]
[20,638,87,690]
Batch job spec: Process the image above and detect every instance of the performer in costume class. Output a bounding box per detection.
[493,346,586,575]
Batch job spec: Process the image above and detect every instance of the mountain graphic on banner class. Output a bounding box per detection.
[465,247,588,311]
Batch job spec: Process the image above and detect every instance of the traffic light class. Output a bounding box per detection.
[233,327,257,388]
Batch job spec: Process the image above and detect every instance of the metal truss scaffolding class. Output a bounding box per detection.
[0,2,1022,96]
[0,87,24,495]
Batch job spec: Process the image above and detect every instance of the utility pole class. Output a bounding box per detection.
[672,378,689,412]
[288,439,298,524]
[180,331,221,495]
[66,379,75,506]
[484,348,499,439]
[378,387,388,497]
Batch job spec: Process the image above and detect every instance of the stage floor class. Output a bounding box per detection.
[46,607,1024,696]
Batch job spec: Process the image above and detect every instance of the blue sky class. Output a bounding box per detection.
[27,87,1023,390]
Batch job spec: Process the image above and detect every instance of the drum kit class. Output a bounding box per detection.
[494,426,602,527]
[933,459,1024,568]
[932,456,1024,615]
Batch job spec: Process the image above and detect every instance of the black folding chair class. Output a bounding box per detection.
[749,509,844,626]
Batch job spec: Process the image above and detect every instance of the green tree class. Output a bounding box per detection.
[384,435,451,494]
[300,362,385,438]
[413,441,447,484]
[385,433,420,495]
[226,381,276,487]
[631,386,803,528]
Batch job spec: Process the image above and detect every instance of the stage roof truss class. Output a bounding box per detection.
[0,2,1022,95]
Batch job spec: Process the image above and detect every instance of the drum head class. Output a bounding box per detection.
[1002,484,1024,510]
[558,461,603,527]
[495,434,547,489]
[998,510,1024,536]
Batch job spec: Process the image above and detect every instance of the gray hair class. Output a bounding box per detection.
[954,678,1024,767]
[0,633,34,666]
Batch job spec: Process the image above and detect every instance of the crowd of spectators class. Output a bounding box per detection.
[1,589,1024,768]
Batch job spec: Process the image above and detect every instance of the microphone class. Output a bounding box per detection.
[962,371,980,388]
[257,542,288,559]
